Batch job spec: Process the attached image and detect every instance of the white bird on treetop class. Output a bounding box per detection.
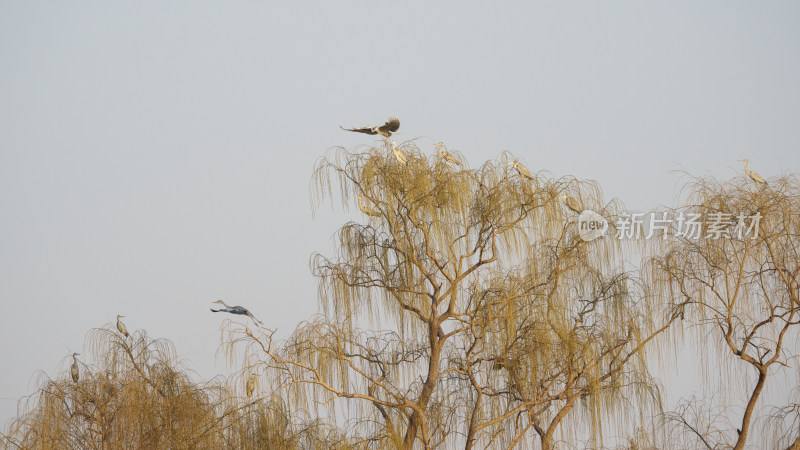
[71,353,80,383]
[391,141,408,165]
[435,142,461,166]
[511,161,534,180]
[246,373,257,398]
[116,315,129,337]
[738,159,767,185]
[340,117,400,138]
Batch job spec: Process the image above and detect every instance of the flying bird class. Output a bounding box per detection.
[71,353,80,383]
[246,373,257,398]
[357,195,381,217]
[738,159,767,185]
[391,141,408,165]
[116,315,129,338]
[559,195,582,214]
[211,300,263,325]
[511,161,534,180]
[435,143,461,166]
[341,117,400,138]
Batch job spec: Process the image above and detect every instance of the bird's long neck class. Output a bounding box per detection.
[744,160,751,172]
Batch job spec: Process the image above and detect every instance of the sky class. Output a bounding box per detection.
[1,1,799,430]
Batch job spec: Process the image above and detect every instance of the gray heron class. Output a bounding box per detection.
[211,300,263,325]
[391,141,408,165]
[357,195,381,217]
[738,159,767,185]
[71,353,80,383]
[511,161,534,180]
[116,315,129,338]
[246,373,257,398]
[435,142,461,166]
[559,195,582,214]
[340,117,400,138]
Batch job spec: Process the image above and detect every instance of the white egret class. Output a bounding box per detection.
[391,141,408,165]
[511,161,534,180]
[435,142,461,166]
[211,300,263,325]
[71,353,80,383]
[559,195,582,214]
[738,159,767,185]
[116,315,129,338]
[246,373,257,398]
[357,195,381,217]
[340,117,400,138]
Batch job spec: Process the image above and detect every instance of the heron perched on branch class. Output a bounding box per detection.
[71,353,80,383]
[435,142,461,166]
[391,141,408,165]
[211,300,262,325]
[559,195,582,214]
[511,161,534,180]
[246,373,257,398]
[357,195,381,217]
[738,159,767,186]
[341,117,400,138]
[116,315,129,338]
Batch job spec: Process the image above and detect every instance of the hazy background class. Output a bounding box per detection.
[1,1,798,430]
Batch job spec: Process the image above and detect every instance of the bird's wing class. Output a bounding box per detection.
[379,117,400,134]
[340,125,377,135]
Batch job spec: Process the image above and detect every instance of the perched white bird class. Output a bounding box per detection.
[211,300,263,325]
[341,117,400,138]
[738,159,767,185]
[246,373,257,398]
[71,353,80,383]
[511,161,534,180]
[357,195,381,217]
[391,141,408,165]
[116,315,129,338]
[559,195,582,214]
[435,143,461,166]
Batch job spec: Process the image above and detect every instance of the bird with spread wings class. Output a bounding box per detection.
[211,300,263,325]
[341,117,400,138]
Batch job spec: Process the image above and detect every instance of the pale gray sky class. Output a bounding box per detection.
[1,1,798,429]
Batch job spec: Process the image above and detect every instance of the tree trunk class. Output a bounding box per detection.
[733,368,767,450]
[402,322,442,449]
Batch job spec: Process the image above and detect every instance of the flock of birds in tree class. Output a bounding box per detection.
[343,117,584,215]
[69,301,262,399]
[342,117,769,220]
[66,117,768,399]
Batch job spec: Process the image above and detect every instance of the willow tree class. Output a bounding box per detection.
[1,324,346,450]
[231,141,678,449]
[648,173,800,449]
